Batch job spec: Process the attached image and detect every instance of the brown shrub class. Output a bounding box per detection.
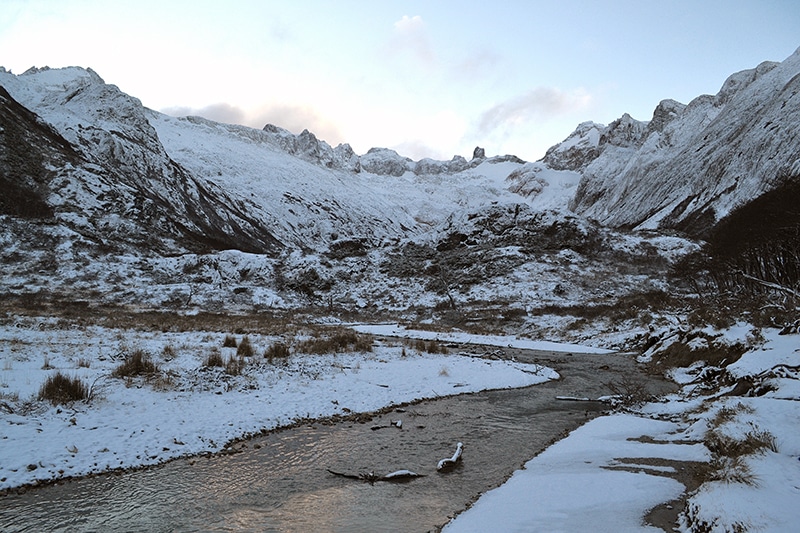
[38,372,88,405]
[112,349,160,378]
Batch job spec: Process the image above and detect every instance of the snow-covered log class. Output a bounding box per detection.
[437,442,463,471]
[327,468,424,483]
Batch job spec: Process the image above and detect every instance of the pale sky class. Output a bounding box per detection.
[1,0,798,161]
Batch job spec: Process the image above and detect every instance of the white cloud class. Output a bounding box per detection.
[389,15,434,66]
[161,101,345,147]
[475,87,593,137]
[161,103,246,125]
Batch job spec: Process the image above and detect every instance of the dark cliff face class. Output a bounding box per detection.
[0,85,73,219]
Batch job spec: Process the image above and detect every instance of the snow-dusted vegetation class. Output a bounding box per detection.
[1,48,799,531]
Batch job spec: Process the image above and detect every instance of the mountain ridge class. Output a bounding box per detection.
[0,50,797,324]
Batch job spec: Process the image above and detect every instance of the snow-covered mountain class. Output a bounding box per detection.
[1,48,797,332]
[545,47,800,236]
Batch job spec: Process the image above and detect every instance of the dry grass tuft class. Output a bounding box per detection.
[264,341,291,362]
[112,349,160,378]
[705,427,778,458]
[203,350,225,368]
[222,334,238,348]
[38,372,88,405]
[225,356,246,376]
[236,336,255,357]
[161,344,177,360]
[297,328,373,354]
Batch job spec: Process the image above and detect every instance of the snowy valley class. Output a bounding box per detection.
[1,47,799,532]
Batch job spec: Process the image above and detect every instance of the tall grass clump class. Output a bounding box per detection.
[112,349,159,378]
[222,334,238,348]
[703,422,778,486]
[265,341,291,362]
[236,336,255,357]
[297,329,373,354]
[204,350,225,368]
[38,372,89,405]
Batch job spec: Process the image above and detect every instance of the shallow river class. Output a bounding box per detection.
[0,347,673,532]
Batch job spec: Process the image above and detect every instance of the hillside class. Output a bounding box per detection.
[1,49,799,341]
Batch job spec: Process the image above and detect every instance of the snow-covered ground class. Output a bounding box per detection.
[2,319,798,532]
[445,328,800,532]
[0,319,558,492]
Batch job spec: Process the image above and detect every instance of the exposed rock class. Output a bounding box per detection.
[565,47,800,236]
[359,147,412,176]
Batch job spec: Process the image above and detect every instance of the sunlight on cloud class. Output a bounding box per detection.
[476,87,593,136]
[161,103,246,125]
[161,101,346,147]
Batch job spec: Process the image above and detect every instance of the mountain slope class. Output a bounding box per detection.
[544,47,800,236]
[0,66,284,255]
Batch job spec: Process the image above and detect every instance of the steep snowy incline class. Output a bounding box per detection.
[548,47,800,235]
[1,65,585,256]
[0,66,284,254]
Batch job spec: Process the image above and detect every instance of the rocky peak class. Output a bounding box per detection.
[600,113,648,149]
[359,147,412,176]
[645,99,686,135]
[540,121,604,171]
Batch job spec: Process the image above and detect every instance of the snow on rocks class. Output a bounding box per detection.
[445,326,800,532]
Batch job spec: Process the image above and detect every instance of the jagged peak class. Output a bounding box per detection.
[18,65,105,85]
[646,99,687,135]
[715,60,780,105]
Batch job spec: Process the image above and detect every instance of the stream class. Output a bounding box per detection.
[0,346,674,532]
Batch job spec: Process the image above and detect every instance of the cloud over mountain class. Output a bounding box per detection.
[475,87,593,137]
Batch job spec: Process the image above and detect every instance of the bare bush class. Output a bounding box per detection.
[605,375,652,408]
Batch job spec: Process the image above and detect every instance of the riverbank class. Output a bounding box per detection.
[3,317,797,531]
[444,326,800,532]
[0,318,562,494]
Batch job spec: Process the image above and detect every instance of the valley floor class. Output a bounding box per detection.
[1,318,798,532]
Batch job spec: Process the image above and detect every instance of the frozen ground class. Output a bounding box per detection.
[0,319,558,492]
[1,319,798,532]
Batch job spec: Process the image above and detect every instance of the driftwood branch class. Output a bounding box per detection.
[327,468,424,484]
[437,442,463,471]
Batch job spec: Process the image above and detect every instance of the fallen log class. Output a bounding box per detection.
[555,396,592,402]
[327,468,424,484]
[437,442,463,471]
